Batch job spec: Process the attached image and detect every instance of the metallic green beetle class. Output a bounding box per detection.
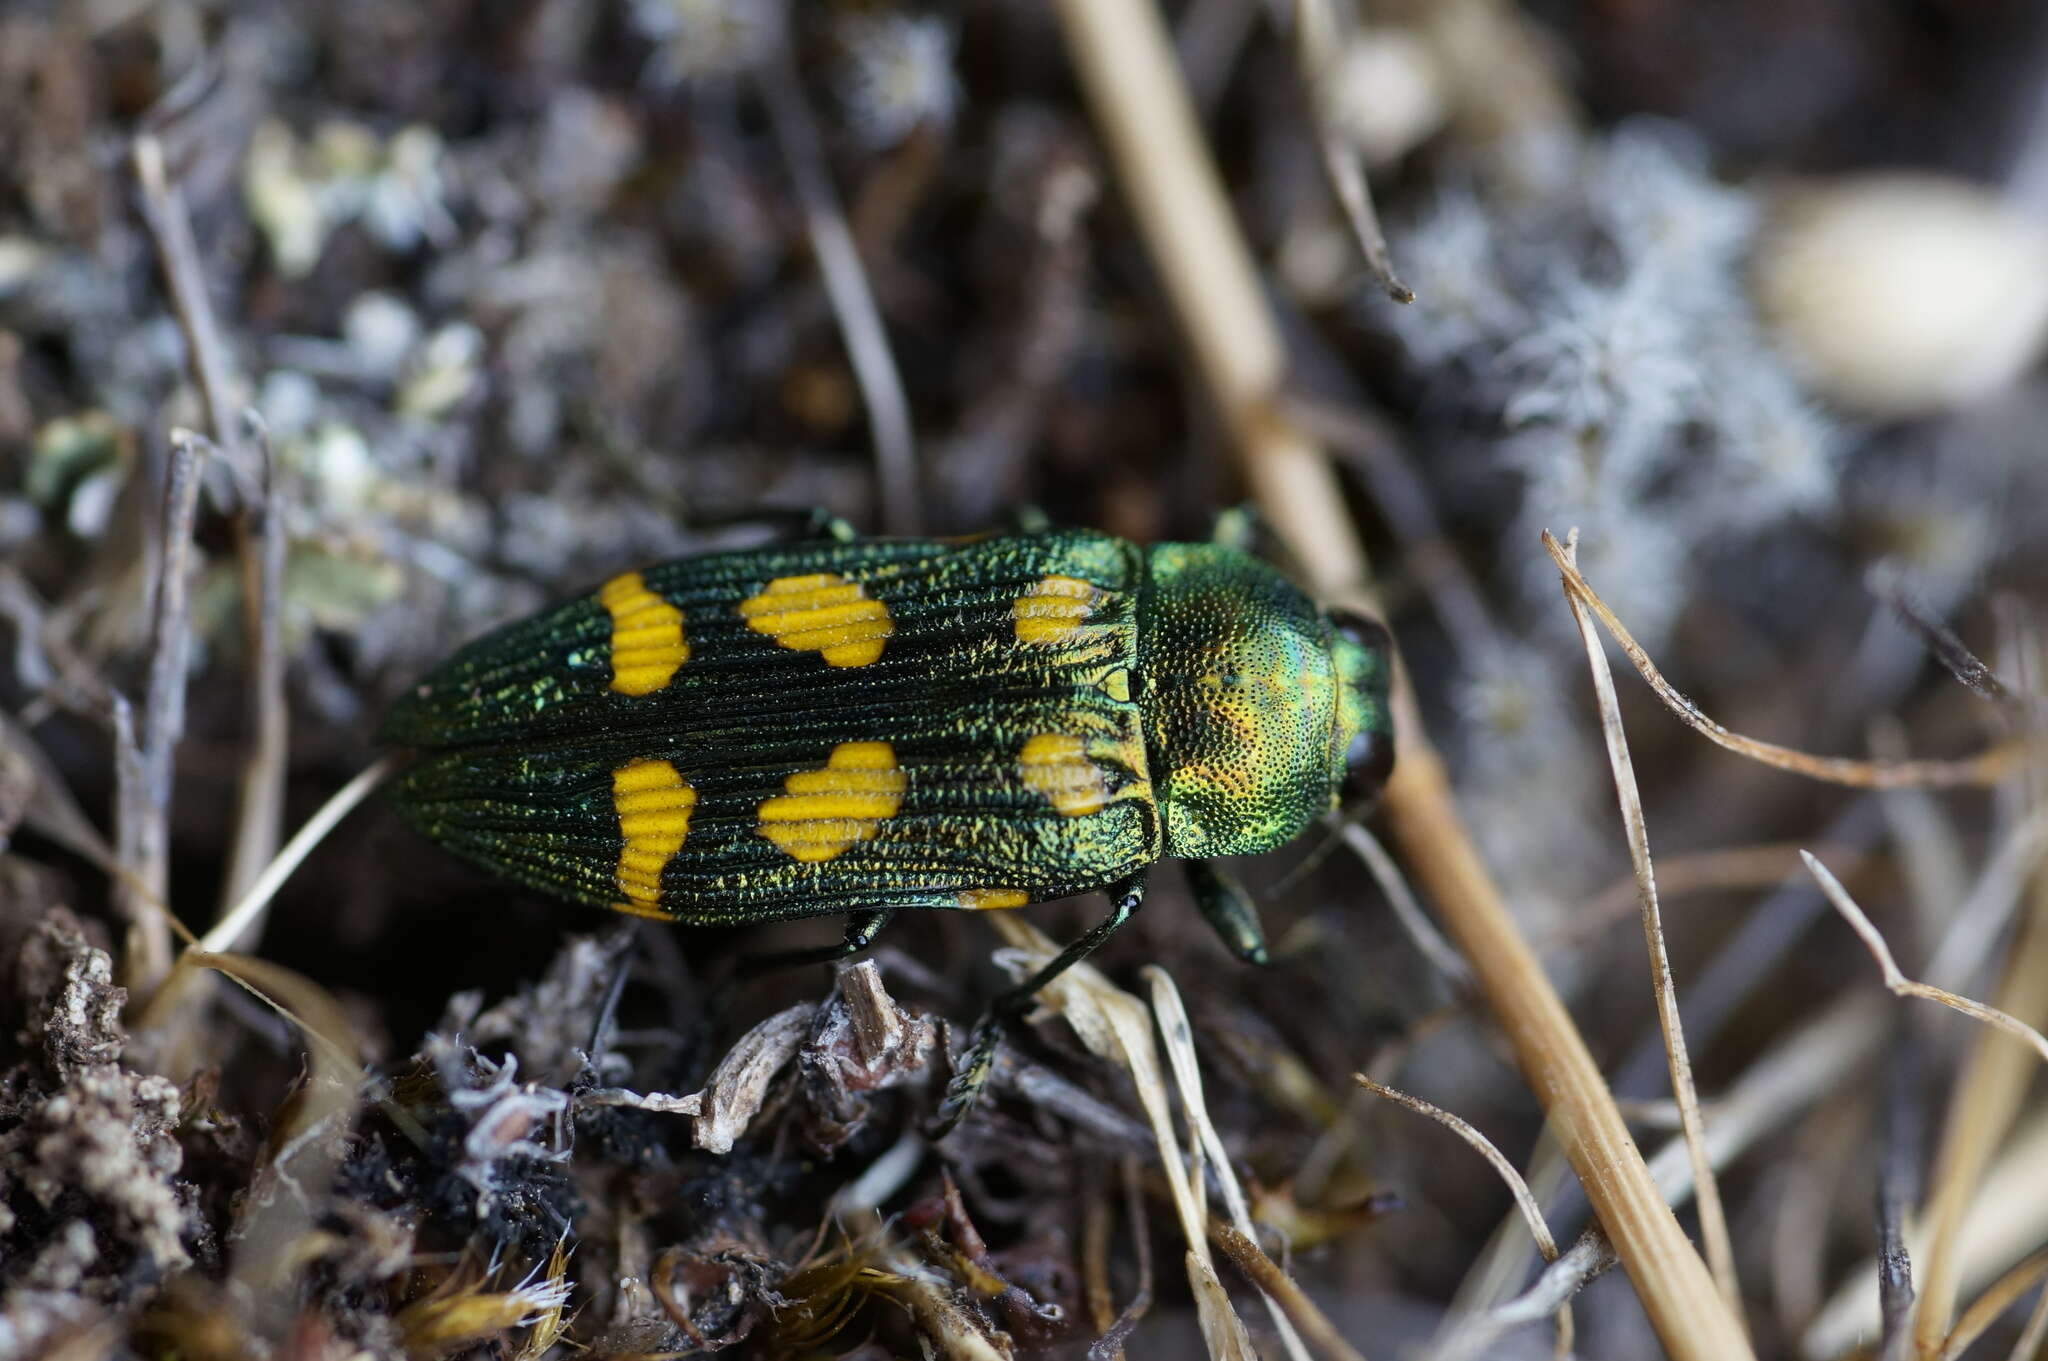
[384,524,1394,1125]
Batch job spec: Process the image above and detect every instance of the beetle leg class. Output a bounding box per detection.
[677,506,862,543]
[934,873,1148,1133]
[805,509,862,543]
[1183,859,1271,965]
[1003,504,1053,535]
[734,907,896,977]
[1212,503,1278,552]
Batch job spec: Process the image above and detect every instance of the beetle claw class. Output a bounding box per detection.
[933,1015,1006,1135]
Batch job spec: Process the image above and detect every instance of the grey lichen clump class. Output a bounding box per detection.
[0,912,200,1356]
[1378,124,1843,651]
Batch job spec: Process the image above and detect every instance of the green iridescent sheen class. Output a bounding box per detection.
[383,528,1393,926]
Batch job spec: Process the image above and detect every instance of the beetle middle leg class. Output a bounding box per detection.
[733,907,896,977]
[934,872,1148,1133]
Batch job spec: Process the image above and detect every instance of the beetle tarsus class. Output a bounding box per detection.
[934,873,1148,1134]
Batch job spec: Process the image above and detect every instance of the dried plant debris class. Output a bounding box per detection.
[2,0,2046,1357]
[0,912,201,1356]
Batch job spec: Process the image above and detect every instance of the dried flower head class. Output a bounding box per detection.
[836,13,960,151]
[633,0,786,83]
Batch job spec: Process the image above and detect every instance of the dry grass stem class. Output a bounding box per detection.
[1807,1106,2048,1355]
[1381,734,1753,1360]
[218,416,289,934]
[132,129,288,932]
[1868,564,2024,711]
[987,914,1258,1360]
[756,52,919,535]
[1913,825,2048,1355]
[1936,1245,2048,1361]
[1543,531,2024,789]
[1050,4,1748,1354]
[1802,852,2048,1067]
[1086,1157,1156,1361]
[1921,805,2048,989]
[1051,0,1367,596]
[1557,530,1742,1317]
[1339,823,1472,985]
[117,429,204,994]
[135,754,402,1028]
[1211,1224,1371,1361]
[1353,1075,1558,1262]
[1445,992,1886,1360]
[1146,967,1315,1361]
[1291,0,1413,302]
[2004,1284,2048,1361]
[1560,841,1868,950]
[1282,392,1506,667]
[1352,1075,1574,1355]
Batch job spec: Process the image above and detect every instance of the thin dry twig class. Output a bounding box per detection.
[756,50,919,535]
[1353,1075,1572,1355]
[117,428,205,994]
[1289,0,1412,302]
[1049,5,1749,1356]
[1544,531,2024,788]
[1867,562,2030,713]
[1284,392,1503,668]
[1211,1225,1370,1361]
[2005,1284,2048,1361]
[134,123,290,959]
[1557,530,1741,1319]
[1803,852,2048,1066]
[1339,823,1471,986]
[1876,1022,1920,1361]
[219,414,289,935]
[1914,808,2048,1354]
[1086,1156,1157,1361]
[1938,1245,2048,1361]
[1354,1076,1557,1262]
[137,754,401,1026]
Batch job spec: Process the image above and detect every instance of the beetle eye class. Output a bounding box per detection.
[1343,726,1395,803]
[1329,608,1395,803]
[1329,608,1391,658]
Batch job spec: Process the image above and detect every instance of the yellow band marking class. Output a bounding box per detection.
[612,758,697,913]
[958,888,1029,911]
[599,572,689,695]
[1020,733,1110,818]
[739,573,893,667]
[1013,574,1100,646]
[759,741,908,862]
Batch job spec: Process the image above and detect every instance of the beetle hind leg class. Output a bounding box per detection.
[933,872,1148,1134]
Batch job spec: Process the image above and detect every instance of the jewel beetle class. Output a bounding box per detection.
[382,518,1395,1126]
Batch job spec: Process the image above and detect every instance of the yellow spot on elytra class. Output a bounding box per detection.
[1013,575,1100,646]
[599,572,689,695]
[958,888,1029,911]
[739,573,893,667]
[612,759,696,913]
[1020,733,1110,818]
[759,741,908,862]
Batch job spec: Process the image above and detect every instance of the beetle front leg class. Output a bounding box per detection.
[933,872,1148,1134]
[1183,859,1271,965]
